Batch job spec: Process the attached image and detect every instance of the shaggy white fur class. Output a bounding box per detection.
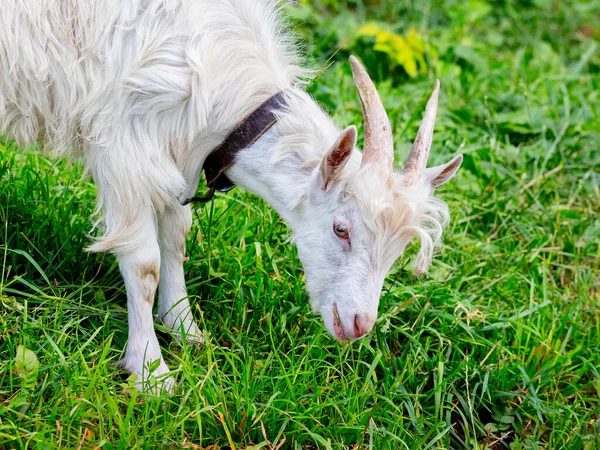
[1,0,461,391]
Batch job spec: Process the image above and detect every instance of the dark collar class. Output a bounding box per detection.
[183,91,288,205]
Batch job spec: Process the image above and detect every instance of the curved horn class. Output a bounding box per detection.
[403,80,440,185]
[349,56,394,179]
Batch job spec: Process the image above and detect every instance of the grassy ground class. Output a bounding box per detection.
[1,0,599,448]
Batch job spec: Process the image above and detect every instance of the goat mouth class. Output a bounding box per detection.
[332,303,347,341]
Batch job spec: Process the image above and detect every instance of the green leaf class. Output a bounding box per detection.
[449,0,492,24]
[453,44,488,73]
[485,423,499,433]
[209,266,228,278]
[148,358,161,373]
[494,108,545,134]
[94,289,106,302]
[14,345,39,390]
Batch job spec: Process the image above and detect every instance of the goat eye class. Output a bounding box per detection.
[333,223,349,239]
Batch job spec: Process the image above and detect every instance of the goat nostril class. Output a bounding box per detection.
[353,313,373,338]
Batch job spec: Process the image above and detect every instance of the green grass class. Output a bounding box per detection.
[1,0,599,448]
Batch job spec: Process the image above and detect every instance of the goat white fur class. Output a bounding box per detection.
[1,0,462,391]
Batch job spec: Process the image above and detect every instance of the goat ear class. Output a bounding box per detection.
[320,126,357,190]
[424,154,463,188]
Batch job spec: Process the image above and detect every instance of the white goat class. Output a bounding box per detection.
[0,0,462,391]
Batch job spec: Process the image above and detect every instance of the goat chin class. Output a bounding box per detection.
[1,0,459,392]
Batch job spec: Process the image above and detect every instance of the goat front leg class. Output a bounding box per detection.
[116,208,173,392]
[156,204,203,342]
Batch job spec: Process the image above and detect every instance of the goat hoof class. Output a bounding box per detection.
[119,357,175,394]
[158,315,205,345]
[132,373,175,394]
